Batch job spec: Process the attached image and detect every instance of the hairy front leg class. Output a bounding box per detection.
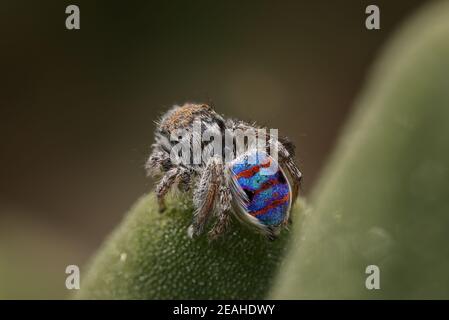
[208,183,232,240]
[188,157,222,238]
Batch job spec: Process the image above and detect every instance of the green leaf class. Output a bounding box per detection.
[78,194,304,299]
[271,1,449,299]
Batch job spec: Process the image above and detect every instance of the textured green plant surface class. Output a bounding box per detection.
[78,194,304,299]
[271,1,449,299]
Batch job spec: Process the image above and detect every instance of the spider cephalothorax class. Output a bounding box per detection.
[146,103,302,240]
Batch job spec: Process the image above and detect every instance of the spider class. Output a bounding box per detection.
[145,103,302,240]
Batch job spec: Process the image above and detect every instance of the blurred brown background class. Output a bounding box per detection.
[0,0,425,298]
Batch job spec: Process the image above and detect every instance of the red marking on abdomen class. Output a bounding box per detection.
[236,159,271,179]
[250,194,290,217]
[253,178,277,196]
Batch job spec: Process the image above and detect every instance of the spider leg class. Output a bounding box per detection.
[155,167,179,212]
[270,138,302,224]
[177,167,194,192]
[208,180,233,240]
[188,156,223,238]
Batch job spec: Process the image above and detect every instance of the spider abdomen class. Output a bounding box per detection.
[229,151,292,229]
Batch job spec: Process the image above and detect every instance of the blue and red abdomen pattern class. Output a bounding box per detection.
[230,152,291,226]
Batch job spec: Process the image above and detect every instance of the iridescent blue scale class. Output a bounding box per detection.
[230,151,291,226]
